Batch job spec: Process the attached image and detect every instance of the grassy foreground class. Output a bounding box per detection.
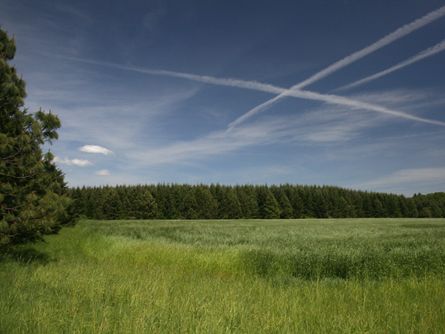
[1,219,445,333]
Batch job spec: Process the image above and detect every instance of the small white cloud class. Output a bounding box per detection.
[54,156,92,167]
[96,169,110,176]
[80,145,113,155]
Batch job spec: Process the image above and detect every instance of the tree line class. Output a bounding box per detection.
[69,184,445,220]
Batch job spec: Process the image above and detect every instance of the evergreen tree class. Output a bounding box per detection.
[303,190,315,217]
[350,192,364,217]
[258,188,280,219]
[180,187,199,219]
[430,202,443,218]
[166,186,182,219]
[372,198,385,217]
[405,199,418,217]
[153,184,169,219]
[134,188,158,219]
[236,186,259,218]
[313,190,328,218]
[335,197,349,217]
[195,186,217,219]
[418,206,432,218]
[102,188,120,219]
[0,29,74,247]
[386,196,402,217]
[219,187,242,219]
[288,189,303,218]
[275,189,293,218]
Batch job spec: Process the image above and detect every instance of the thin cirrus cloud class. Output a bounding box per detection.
[228,5,445,128]
[96,169,111,176]
[62,56,445,128]
[336,39,445,91]
[53,156,92,167]
[129,104,384,166]
[79,145,113,155]
[123,89,444,170]
[358,167,445,190]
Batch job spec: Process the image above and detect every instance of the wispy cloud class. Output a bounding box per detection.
[79,145,113,155]
[26,84,199,152]
[228,5,445,127]
[96,169,110,176]
[358,167,445,191]
[121,89,444,170]
[61,56,445,128]
[128,103,383,166]
[54,156,92,167]
[337,39,445,91]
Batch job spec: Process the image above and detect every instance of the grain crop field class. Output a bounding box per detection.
[1,218,445,333]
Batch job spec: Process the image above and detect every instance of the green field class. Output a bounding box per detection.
[1,219,445,333]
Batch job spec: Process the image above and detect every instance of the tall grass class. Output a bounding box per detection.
[1,219,445,333]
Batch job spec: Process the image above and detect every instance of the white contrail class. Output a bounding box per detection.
[63,56,445,128]
[59,56,283,95]
[228,5,445,128]
[292,6,445,90]
[275,89,445,127]
[336,39,445,91]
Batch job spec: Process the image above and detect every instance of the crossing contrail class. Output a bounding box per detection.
[58,56,283,95]
[62,55,445,128]
[228,5,445,128]
[335,39,445,91]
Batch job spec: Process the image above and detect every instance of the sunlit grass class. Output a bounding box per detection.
[1,219,445,333]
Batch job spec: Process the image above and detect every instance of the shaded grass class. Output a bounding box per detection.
[1,218,445,333]
[0,247,53,265]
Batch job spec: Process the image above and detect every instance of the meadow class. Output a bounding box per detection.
[1,218,445,333]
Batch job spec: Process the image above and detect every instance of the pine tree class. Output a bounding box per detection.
[146,189,160,219]
[0,29,74,247]
[303,190,315,217]
[288,189,303,218]
[418,206,432,218]
[335,197,349,217]
[131,188,158,219]
[313,190,328,218]
[102,188,123,219]
[219,187,242,219]
[258,188,280,219]
[180,187,199,219]
[236,186,259,218]
[386,196,402,217]
[372,198,385,217]
[152,184,168,219]
[195,186,217,219]
[276,189,293,218]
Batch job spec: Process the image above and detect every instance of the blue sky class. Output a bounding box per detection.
[1,0,445,195]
